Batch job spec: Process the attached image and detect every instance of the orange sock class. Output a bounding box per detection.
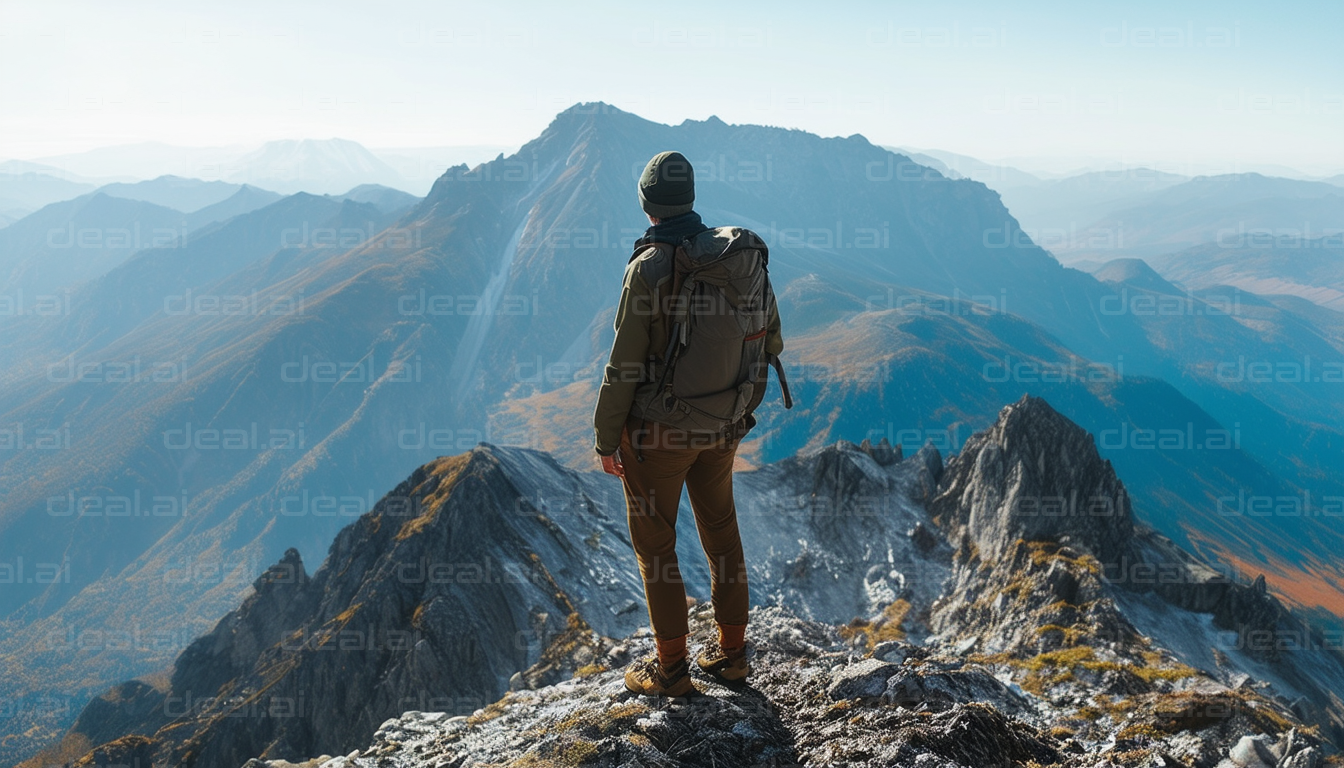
[718,622,746,653]
[656,633,688,666]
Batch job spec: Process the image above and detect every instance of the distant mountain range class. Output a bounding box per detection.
[2,140,516,203]
[0,104,1341,765]
[95,176,252,213]
[223,139,406,195]
[0,184,417,298]
[896,147,1340,184]
[0,165,98,225]
[0,194,192,296]
[24,142,251,183]
[1031,173,1344,264]
[887,146,1042,189]
[883,150,1344,276]
[1146,236,1344,312]
[995,167,1190,241]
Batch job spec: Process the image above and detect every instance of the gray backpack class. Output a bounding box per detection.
[630,226,793,457]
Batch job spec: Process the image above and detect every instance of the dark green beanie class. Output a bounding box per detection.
[637,151,694,218]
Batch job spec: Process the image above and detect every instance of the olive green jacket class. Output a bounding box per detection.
[592,243,783,456]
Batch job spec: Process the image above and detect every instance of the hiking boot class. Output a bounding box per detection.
[697,638,749,683]
[624,654,694,697]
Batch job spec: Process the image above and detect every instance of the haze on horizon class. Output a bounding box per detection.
[1,0,1341,178]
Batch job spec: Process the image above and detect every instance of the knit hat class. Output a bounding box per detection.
[637,151,695,218]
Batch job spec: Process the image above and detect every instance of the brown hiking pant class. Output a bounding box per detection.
[618,418,749,640]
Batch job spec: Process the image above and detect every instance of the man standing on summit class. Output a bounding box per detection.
[594,151,790,696]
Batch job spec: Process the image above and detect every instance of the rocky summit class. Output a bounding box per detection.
[243,602,1331,768]
[40,396,1344,768]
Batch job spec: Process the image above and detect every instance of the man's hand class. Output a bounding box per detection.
[599,449,625,478]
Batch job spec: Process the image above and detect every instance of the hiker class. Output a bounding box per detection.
[593,150,791,696]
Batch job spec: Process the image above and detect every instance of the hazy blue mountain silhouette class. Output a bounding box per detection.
[1149,235,1344,311]
[1053,172,1344,260]
[95,175,249,213]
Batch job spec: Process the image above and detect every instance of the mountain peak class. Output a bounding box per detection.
[1092,257,1181,294]
[538,102,650,140]
[553,101,637,122]
[930,395,1134,565]
[677,113,730,130]
[228,138,405,195]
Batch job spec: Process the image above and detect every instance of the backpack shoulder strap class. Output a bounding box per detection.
[631,236,697,463]
[627,242,663,265]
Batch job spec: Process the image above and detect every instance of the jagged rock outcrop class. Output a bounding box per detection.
[171,548,319,705]
[930,395,1134,565]
[927,395,1344,748]
[858,436,902,467]
[927,396,1149,660]
[151,449,647,768]
[1121,527,1317,664]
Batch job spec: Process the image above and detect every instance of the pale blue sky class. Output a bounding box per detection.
[1,0,1340,173]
